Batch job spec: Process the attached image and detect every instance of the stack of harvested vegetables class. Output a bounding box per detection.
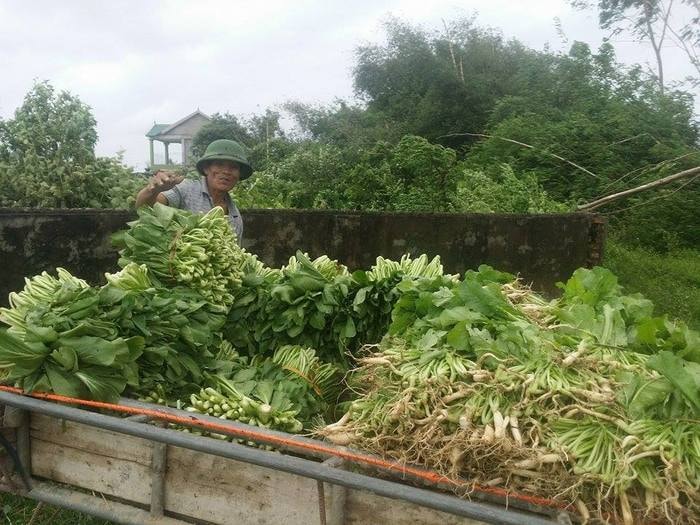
[113,203,245,306]
[0,204,698,524]
[320,266,700,524]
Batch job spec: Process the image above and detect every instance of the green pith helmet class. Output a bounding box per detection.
[196,139,253,179]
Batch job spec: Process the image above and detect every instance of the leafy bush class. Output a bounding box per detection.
[232,172,302,209]
[0,81,143,209]
[452,164,569,213]
[235,135,567,214]
[603,240,700,330]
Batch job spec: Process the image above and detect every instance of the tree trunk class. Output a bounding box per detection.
[644,1,665,93]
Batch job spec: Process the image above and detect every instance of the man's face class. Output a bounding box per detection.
[204,160,241,192]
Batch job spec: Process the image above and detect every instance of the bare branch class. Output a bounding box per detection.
[601,174,700,215]
[658,0,675,47]
[643,0,666,92]
[598,152,700,192]
[441,19,464,85]
[607,132,662,146]
[437,132,601,179]
[667,22,700,77]
[578,165,700,210]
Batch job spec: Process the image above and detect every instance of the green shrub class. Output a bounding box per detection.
[603,240,700,330]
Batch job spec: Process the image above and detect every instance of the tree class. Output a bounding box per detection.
[191,110,292,171]
[466,40,699,249]
[352,17,548,148]
[0,80,97,166]
[190,113,253,159]
[571,0,700,90]
[0,81,143,209]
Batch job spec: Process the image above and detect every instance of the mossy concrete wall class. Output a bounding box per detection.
[0,208,605,304]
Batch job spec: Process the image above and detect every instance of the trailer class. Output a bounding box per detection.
[0,208,604,524]
[0,388,573,525]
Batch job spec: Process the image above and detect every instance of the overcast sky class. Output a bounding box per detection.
[0,0,696,169]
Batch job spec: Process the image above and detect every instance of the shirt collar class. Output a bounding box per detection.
[200,176,211,197]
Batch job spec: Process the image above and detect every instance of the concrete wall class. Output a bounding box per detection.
[0,208,605,305]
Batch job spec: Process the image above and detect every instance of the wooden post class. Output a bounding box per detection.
[318,457,346,525]
[150,439,167,517]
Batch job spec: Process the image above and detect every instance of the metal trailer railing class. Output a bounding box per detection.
[0,390,573,525]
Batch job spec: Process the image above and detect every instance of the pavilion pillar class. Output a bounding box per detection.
[164,142,170,165]
[149,139,154,166]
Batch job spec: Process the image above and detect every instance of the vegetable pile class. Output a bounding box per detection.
[0,268,144,400]
[225,251,452,363]
[1,204,698,524]
[184,344,341,437]
[320,266,700,524]
[113,203,245,306]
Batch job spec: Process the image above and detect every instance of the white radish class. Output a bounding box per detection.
[619,491,633,525]
[575,499,590,523]
[509,415,522,446]
[493,411,507,440]
[482,424,495,444]
[326,431,355,446]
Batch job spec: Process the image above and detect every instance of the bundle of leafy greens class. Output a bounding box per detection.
[224,253,282,354]
[350,254,457,346]
[99,263,228,400]
[185,345,342,435]
[112,203,245,307]
[0,264,230,402]
[225,252,355,362]
[224,252,455,363]
[0,269,143,401]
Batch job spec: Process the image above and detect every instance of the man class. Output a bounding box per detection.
[135,139,252,239]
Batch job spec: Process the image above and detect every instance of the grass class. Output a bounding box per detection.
[603,240,700,330]
[0,494,112,524]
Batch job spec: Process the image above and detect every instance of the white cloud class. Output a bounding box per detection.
[57,55,149,93]
[0,0,696,169]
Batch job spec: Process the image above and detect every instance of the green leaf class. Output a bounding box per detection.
[417,329,444,350]
[0,329,50,373]
[446,322,471,351]
[234,368,258,382]
[309,311,326,330]
[617,371,674,418]
[50,347,78,371]
[341,317,356,339]
[24,325,59,344]
[647,351,700,416]
[455,280,518,320]
[435,306,479,328]
[177,353,202,381]
[255,380,275,404]
[289,274,325,293]
[45,363,86,398]
[152,203,176,226]
[74,367,128,402]
[353,287,368,307]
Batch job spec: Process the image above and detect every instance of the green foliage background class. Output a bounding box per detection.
[0,17,697,329]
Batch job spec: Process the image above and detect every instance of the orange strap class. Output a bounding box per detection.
[0,385,567,511]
